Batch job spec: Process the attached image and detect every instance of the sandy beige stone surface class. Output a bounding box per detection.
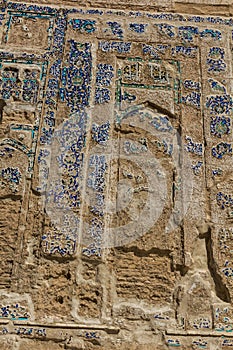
[0,0,232,349]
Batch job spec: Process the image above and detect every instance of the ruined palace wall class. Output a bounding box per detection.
[0,0,233,349]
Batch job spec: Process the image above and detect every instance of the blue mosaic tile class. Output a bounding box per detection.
[69,18,96,33]
[212,142,232,159]
[0,67,20,100]
[150,115,173,133]
[192,161,203,175]
[86,219,103,249]
[124,140,147,154]
[185,136,203,156]
[0,146,15,158]
[183,80,200,91]
[7,2,57,13]
[51,15,67,55]
[39,14,66,157]
[0,14,5,25]
[156,23,176,38]
[178,26,199,42]
[3,4,233,28]
[40,126,53,145]
[207,58,226,73]
[41,214,79,256]
[49,59,62,78]
[38,149,50,165]
[62,40,92,110]
[206,95,233,114]
[0,167,21,193]
[96,64,114,87]
[0,66,39,103]
[87,155,107,193]
[85,332,99,339]
[192,339,208,349]
[192,318,211,330]
[15,327,46,337]
[99,41,131,53]
[129,23,147,33]
[167,339,181,346]
[209,47,225,59]
[222,261,233,278]
[120,91,136,103]
[208,78,226,94]
[1,167,21,184]
[200,28,221,40]
[44,111,55,127]
[142,44,160,59]
[1,2,232,270]
[216,192,233,209]
[210,116,230,138]
[0,304,30,320]
[106,21,123,39]
[83,154,108,257]
[95,87,111,104]
[92,121,110,144]
[172,45,198,57]
[86,9,103,15]
[182,92,201,108]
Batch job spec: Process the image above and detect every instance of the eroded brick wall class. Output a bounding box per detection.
[0,0,233,349]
